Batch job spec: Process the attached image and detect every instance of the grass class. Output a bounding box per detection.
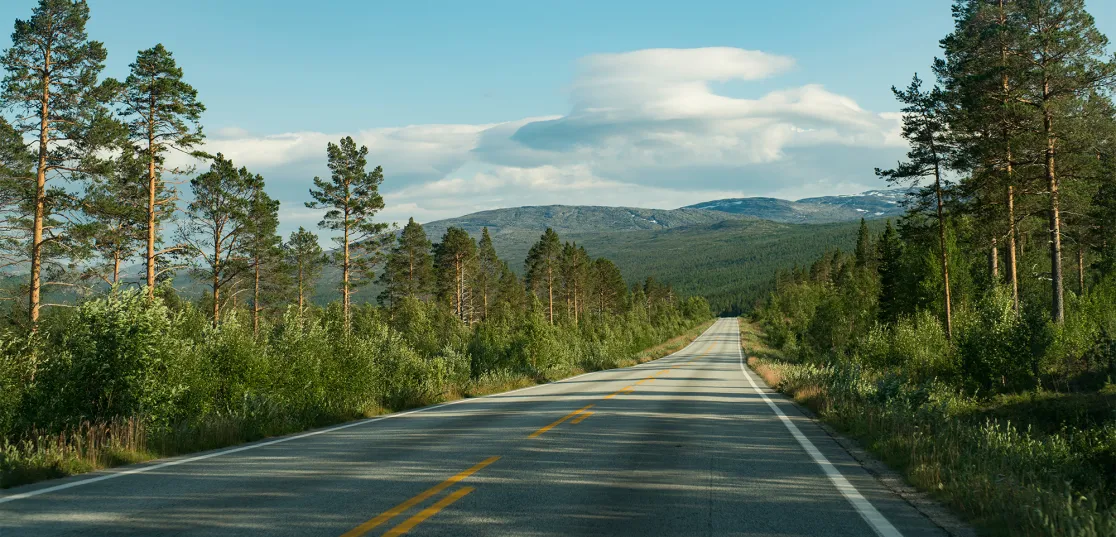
[739,318,1116,537]
[0,319,715,491]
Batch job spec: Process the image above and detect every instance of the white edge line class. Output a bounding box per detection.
[0,320,718,505]
[734,322,903,537]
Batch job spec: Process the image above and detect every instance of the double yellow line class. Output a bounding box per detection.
[340,339,719,535]
[530,342,715,438]
[341,456,499,537]
[528,404,595,438]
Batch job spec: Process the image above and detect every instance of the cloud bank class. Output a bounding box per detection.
[182,47,906,237]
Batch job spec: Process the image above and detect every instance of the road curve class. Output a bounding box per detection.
[1,318,946,536]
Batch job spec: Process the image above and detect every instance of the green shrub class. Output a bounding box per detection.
[957,290,1036,394]
[29,290,196,429]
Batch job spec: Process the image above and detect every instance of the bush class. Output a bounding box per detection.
[956,290,1036,394]
[28,290,196,429]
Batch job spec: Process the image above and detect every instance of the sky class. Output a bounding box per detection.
[3,0,1116,241]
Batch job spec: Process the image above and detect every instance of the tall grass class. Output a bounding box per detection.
[742,320,1116,537]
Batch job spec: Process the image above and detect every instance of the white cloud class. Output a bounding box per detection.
[187,47,904,241]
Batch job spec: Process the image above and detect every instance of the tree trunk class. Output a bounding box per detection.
[342,212,350,326]
[253,252,261,336]
[1077,247,1085,295]
[991,237,999,282]
[456,255,464,321]
[297,258,305,314]
[212,227,221,327]
[1044,103,1064,324]
[546,265,553,324]
[113,253,121,284]
[30,51,51,326]
[1007,185,1020,312]
[934,164,953,339]
[1000,2,1020,314]
[146,95,158,300]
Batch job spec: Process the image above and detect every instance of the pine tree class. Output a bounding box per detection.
[306,136,390,324]
[378,217,433,308]
[1,0,112,323]
[75,148,146,284]
[434,227,477,322]
[475,227,501,319]
[853,218,874,269]
[877,74,955,338]
[493,262,526,319]
[590,257,626,315]
[877,221,905,324]
[245,178,281,335]
[937,0,1032,311]
[114,43,205,300]
[181,154,254,326]
[1013,0,1116,322]
[525,228,562,324]
[285,227,325,314]
[560,242,590,324]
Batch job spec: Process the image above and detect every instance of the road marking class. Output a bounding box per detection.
[382,486,474,537]
[656,369,671,376]
[736,331,903,537]
[528,404,594,438]
[635,377,655,385]
[571,411,594,425]
[340,456,498,537]
[604,386,634,399]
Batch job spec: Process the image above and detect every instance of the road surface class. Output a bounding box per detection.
[1,318,946,536]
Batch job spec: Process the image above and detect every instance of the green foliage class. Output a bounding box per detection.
[306,136,391,311]
[378,218,434,307]
[25,290,194,429]
[955,289,1035,394]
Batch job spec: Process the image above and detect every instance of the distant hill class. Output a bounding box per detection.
[53,189,905,314]
[420,205,754,244]
[684,189,906,223]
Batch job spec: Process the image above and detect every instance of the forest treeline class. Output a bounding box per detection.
[751,1,1116,534]
[0,0,711,487]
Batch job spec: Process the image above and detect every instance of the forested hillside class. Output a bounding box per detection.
[685,189,906,223]
[747,1,1116,534]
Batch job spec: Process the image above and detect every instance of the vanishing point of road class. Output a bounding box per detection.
[1,318,947,536]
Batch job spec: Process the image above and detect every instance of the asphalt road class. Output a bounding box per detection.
[0,318,947,537]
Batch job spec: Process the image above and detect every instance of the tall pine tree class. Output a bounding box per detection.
[306,136,390,324]
[378,217,433,308]
[181,154,254,326]
[525,228,562,324]
[114,44,205,300]
[1,0,112,323]
[876,74,955,338]
[285,227,325,314]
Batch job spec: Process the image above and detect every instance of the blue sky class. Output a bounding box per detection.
[3,0,1116,239]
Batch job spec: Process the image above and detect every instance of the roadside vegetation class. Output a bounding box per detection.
[746,1,1116,535]
[0,1,711,489]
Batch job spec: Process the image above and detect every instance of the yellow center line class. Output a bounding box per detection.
[635,377,655,385]
[604,386,635,399]
[339,456,499,537]
[571,411,594,425]
[382,486,475,537]
[528,404,594,438]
